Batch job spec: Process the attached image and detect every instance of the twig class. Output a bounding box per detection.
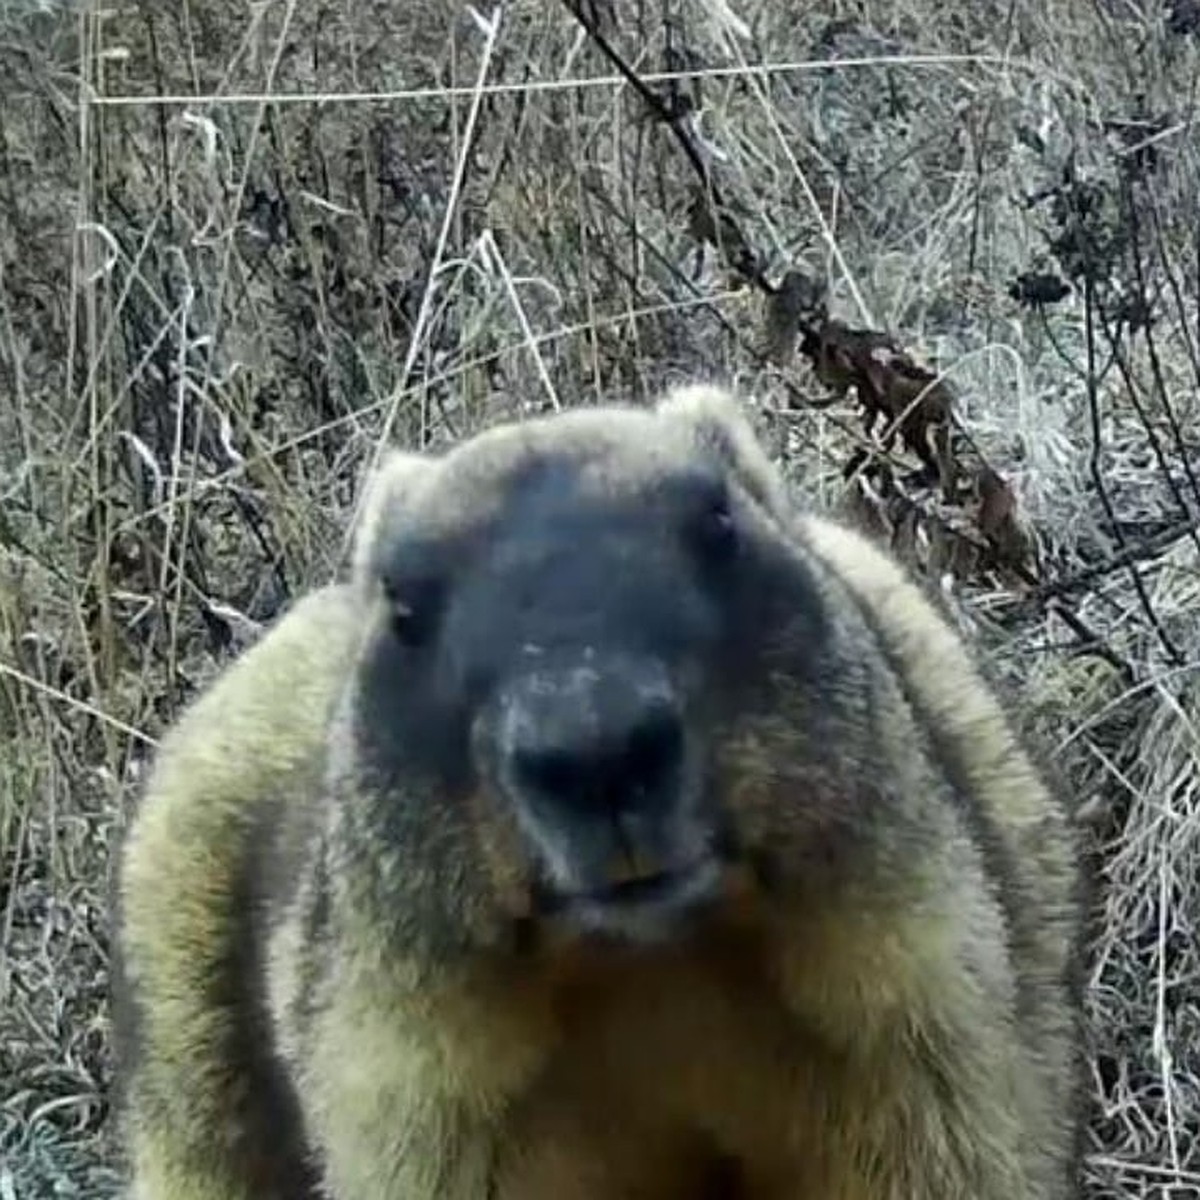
[559,0,776,297]
[1121,173,1200,515]
[1083,273,1183,665]
[1095,304,1200,558]
[1030,516,1200,603]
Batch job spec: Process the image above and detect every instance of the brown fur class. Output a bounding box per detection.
[112,383,1086,1200]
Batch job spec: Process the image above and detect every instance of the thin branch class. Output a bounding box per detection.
[1029,516,1200,602]
[1084,272,1183,665]
[559,0,777,296]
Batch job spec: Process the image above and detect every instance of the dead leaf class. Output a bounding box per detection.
[760,269,825,365]
[977,465,1016,539]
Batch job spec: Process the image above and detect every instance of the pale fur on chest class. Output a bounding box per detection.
[491,944,826,1199]
[486,891,955,1200]
[291,871,1017,1200]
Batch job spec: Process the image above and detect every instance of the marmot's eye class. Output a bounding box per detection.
[690,488,738,561]
[381,577,441,648]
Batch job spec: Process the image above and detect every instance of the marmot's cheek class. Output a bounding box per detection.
[467,785,540,928]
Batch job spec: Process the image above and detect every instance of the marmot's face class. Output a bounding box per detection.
[354,427,825,946]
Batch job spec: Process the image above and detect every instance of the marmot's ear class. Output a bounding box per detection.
[654,382,750,441]
[351,447,438,584]
[655,382,792,520]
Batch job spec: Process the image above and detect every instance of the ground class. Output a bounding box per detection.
[1,0,1198,1196]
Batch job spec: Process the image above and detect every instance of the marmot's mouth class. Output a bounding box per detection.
[533,854,725,943]
[578,859,713,905]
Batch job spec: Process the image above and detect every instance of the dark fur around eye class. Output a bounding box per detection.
[689,484,738,561]
[381,576,442,648]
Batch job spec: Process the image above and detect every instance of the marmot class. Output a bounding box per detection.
[111,383,1086,1199]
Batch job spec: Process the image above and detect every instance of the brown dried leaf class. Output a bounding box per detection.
[976,465,1017,539]
[797,316,956,486]
[685,187,760,278]
[973,464,1037,580]
[760,269,825,365]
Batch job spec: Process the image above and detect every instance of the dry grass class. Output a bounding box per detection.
[2,0,1199,1195]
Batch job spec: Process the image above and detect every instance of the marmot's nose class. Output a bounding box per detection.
[501,661,683,815]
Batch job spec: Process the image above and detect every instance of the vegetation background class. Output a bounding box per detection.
[2,0,1198,1195]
